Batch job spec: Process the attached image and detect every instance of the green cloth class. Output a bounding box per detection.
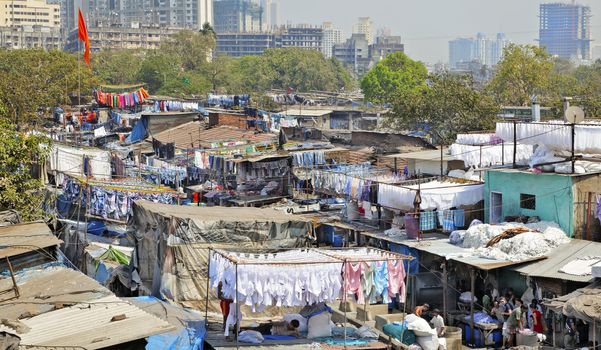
[382,323,416,346]
[507,308,522,328]
[95,245,130,268]
[482,295,491,313]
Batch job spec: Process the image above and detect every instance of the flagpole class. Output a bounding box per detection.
[78,25,81,107]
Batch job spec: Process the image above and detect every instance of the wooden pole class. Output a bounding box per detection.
[586,192,592,240]
[442,261,448,321]
[235,262,239,349]
[470,268,475,346]
[204,248,211,325]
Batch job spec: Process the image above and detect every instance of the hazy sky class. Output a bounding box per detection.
[279,0,601,64]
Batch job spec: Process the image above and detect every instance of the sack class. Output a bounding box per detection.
[238,330,264,344]
[383,322,416,346]
[406,314,436,337]
[416,334,440,350]
[307,311,332,339]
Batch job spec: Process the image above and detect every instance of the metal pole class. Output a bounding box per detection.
[470,268,475,346]
[235,262,239,349]
[512,120,517,168]
[571,123,576,174]
[586,192,592,241]
[501,141,505,165]
[204,248,211,325]
[343,260,348,350]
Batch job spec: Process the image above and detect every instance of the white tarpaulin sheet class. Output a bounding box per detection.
[378,181,484,211]
[49,145,112,183]
[496,121,601,153]
[449,143,534,167]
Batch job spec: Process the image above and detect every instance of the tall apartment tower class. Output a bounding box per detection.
[353,17,373,45]
[260,0,278,30]
[539,2,592,60]
[321,21,343,58]
[214,0,262,33]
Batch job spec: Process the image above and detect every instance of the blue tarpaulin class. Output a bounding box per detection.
[388,243,419,274]
[133,296,206,350]
[125,116,149,144]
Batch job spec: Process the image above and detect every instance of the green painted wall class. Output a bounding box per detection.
[484,170,574,236]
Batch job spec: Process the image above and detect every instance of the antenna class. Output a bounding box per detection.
[564,106,584,124]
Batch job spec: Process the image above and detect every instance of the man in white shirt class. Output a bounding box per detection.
[430,308,445,337]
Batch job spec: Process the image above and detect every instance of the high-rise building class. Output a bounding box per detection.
[333,33,370,77]
[449,38,474,68]
[61,0,88,39]
[213,0,262,33]
[448,33,508,69]
[0,0,61,28]
[539,2,592,60]
[65,23,180,51]
[353,17,373,45]
[260,0,277,30]
[84,0,211,31]
[491,33,508,66]
[0,0,62,49]
[369,35,404,63]
[216,24,322,56]
[321,21,342,58]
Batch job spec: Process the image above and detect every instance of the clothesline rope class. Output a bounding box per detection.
[211,247,413,266]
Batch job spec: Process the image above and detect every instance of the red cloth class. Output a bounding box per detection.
[77,8,90,65]
[220,299,231,316]
[532,310,544,333]
[193,192,199,203]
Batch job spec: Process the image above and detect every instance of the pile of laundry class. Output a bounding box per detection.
[452,221,570,261]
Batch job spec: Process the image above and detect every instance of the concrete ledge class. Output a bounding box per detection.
[375,313,407,331]
[356,303,390,321]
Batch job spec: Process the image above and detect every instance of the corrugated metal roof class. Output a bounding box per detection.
[357,231,545,271]
[0,266,173,349]
[281,108,333,117]
[385,148,457,161]
[153,123,276,149]
[511,239,601,282]
[0,222,61,259]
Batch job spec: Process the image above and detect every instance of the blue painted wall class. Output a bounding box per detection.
[484,170,574,236]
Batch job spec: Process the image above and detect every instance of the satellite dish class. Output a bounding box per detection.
[565,106,585,124]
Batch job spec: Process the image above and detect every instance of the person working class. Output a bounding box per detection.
[565,317,578,348]
[529,303,544,334]
[218,281,233,332]
[414,303,430,318]
[430,309,446,337]
[270,320,301,337]
[507,304,526,347]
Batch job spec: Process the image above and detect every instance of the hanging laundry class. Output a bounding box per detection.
[94,88,149,108]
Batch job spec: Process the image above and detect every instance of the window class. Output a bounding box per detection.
[520,193,536,210]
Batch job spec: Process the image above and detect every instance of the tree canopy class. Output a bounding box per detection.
[360,52,428,104]
[0,118,50,220]
[0,49,95,126]
[486,44,554,106]
[384,72,499,144]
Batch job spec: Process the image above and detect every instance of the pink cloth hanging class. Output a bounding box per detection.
[344,262,364,304]
[387,259,406,302]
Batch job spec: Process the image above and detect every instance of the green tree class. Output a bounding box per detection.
[0,118,50,220]
[0,49,95,126]
[161,29,215,71]
[93,49,144,86]
[360,52,428,104]
[199,22,216,38]
[486,44,554,106]
[385,72,499,144]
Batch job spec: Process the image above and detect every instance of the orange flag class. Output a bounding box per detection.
[77,8,90,65]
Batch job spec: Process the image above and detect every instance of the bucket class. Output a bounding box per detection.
[445,326,462,350]
[516,333,538,347]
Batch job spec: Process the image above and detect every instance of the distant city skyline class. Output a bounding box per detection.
[278,0,601,64]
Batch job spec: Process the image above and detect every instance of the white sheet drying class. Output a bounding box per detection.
[48,144,112,183]
[496,121,601,154]
[378,181,484,211]
[449,143,533,167]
